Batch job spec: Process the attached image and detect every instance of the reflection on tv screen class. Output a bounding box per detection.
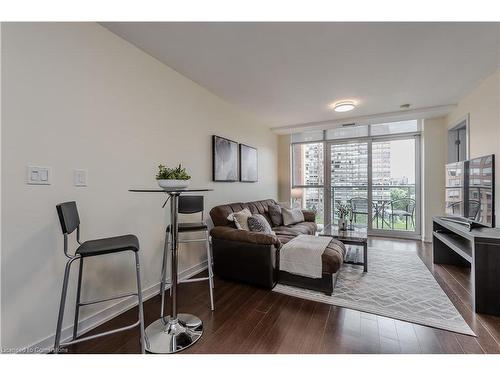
[444,154,494,228]
[468,155,493,224]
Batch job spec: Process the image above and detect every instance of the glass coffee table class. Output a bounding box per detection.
[318,224,368,272]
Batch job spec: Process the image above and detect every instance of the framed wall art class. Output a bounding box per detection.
[239,143,258,182]
[212,135,238,182]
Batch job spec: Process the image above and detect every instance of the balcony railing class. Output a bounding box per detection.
[331,184,416,231]
[293,184,417,231]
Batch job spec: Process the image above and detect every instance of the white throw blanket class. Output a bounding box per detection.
[279,234,331,278]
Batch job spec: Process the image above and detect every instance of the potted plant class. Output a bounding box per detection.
[156,164,191,189]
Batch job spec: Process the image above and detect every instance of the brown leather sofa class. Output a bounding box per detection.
[209,199,345,294]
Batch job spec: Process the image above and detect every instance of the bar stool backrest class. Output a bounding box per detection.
[56,201,80,235]
[178,195,204,214]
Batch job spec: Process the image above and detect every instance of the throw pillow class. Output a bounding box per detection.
[247,214,274,235]
[268,203,283,226]
[227,208,252,231]
[281,207,305,226]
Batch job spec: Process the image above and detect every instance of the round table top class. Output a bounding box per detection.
[129,188,213,193]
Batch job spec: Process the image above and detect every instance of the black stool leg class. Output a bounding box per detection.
[73,258,84,340]
[134,252,146,354]
[54,256,78,353]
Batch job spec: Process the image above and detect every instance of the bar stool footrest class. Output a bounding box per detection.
[179,277,210,284]
[57,320,141,349]
[78,291,138,307]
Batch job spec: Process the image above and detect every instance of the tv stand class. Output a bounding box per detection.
[433,216,500,316]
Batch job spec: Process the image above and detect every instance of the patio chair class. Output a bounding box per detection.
[349,197,381,228]
[383,198,416,230]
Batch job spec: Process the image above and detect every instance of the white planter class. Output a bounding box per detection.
[157,179,190,189]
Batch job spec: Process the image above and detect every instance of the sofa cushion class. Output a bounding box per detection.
[278,234,345,274]
[268,203,283,226]
[246,200,275,226]
[210,199,278,227]
[282,207,305,225]
[291,221,317,234]
[272,221,317,236]
[228,208,252,231]
[247,214,274,235]
[301,210,316,223]
[211,202,245,227]
[321,240,346,274]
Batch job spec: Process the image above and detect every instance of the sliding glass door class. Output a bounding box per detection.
[325,135,420,238]
[370,137,420,237]
[328,141,369,228]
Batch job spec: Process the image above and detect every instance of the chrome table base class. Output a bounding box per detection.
[145,313,202,354]
[143,191,208,354]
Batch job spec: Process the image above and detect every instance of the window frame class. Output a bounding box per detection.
[290,141,326,224]
[290,120,422,239]
[291,140,325,189]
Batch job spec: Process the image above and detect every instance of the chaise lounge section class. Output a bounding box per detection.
[209,199,345,294]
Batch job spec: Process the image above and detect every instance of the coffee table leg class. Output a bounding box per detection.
[363,243,368,272]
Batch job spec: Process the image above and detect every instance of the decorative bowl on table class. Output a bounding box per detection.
[157,179,190,189]
[156,164,191,190]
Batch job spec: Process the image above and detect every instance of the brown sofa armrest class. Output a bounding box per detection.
[302,210,316,222]
[210,226,281,247]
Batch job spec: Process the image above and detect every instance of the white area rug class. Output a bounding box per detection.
[273,246,475,336]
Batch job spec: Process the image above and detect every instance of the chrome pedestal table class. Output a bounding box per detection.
[129,188,212,353]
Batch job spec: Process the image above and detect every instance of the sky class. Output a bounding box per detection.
[388,139,415,183]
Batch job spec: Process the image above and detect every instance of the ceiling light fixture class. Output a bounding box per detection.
[332,100,356,112]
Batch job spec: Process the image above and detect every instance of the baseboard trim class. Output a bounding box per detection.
[25,260,208,354]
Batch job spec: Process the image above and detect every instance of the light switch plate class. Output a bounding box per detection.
[73,169,88,187]
[26,166,52,185]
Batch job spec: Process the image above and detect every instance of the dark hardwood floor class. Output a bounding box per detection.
[65,237,500,354]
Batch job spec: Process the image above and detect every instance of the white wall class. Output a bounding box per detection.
[422,117,447,242]
[446,68,500,227]
[1,23,278,351]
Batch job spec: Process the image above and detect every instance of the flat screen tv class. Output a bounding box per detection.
[444,154,495,228]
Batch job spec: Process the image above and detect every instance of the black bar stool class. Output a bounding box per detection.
[160,195,214,315]
[54,201,145,353]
